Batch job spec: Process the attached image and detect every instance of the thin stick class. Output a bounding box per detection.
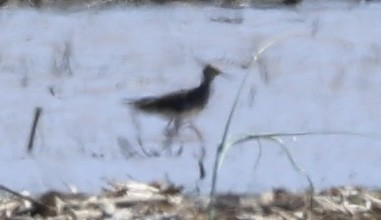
[0,184,48,209]
[269,137,314,198]
[227,130,381,148]
[27,107,42,154]
[208,71,249,219]
[253,139,262,171]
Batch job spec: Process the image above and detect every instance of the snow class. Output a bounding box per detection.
[1,2,381,195]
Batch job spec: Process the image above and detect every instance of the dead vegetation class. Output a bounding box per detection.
[1,182,381,219]
[0,0,303,9]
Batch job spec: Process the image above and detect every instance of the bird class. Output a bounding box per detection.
[282,0,302,6]
[124,64,223,136]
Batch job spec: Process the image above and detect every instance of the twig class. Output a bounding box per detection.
[0,184,50,211]
[27,107,42,154]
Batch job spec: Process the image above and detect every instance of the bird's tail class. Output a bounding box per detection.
[121,98,135,105]
[122,97,156,109]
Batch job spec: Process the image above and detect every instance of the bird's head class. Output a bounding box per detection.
[203,64,222,82]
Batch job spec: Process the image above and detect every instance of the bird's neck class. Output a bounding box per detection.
[199,75,213,91]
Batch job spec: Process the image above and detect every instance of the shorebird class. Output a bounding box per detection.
[125,64,223,136]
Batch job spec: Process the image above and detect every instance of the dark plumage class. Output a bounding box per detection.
[126,64,222,119]
[282,0,302,5]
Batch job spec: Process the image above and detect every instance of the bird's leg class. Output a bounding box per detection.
[183,121,206,179]
[164,117,183,137]
[184,121,204,144]
[165,118,175,134]
[173,117,183,135]
[162,117,184,155]
[130,110,144,151]
[130,110,158,157]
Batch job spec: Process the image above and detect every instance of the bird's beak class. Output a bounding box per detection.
[220,71,233,80]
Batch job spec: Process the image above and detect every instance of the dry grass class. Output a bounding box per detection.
[0,0,304,9]
[1,181,381,219]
